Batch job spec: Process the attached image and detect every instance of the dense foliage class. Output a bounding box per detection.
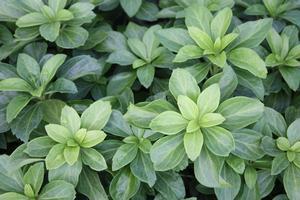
[0,0,300,199]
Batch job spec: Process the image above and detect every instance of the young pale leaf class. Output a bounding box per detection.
[199,113,225,128]
[6,94,32,123]
[211,7,232,40]
[169,68,200,102]
[45,124,73,144]
[80,130,106,148]
[197,83,220,116]
[244,166,257,189]
[23,162,44,195]
[64,146,80,165]
[39,180,76,200]
[173,45,203,63]
[45,144,66,170]
[16,12,47,28]
[184,130,203,161]
[81,148,107,171]
[188,27,214,51]
[128,38,147,60]
[150,134,185,171]
[81,100,112,131]
[60,106,80,133]
[202,126,235,156]
[177,95,199,120]
[185,6,213,35]
[150,111,188,135]
[226,155,245,174]
[112,143,138,171]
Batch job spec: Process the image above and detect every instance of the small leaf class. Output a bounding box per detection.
[39,22,60,42]
[177,95,199,120]
[188,27,214,51]
[45,124,73,144]
[211,7,232,39]
[184,130,203,161]
[45,144,66,170]
[244,166,257,189]
[197,83,220,116]
[60,106,80,134]
[81,148,107,171]
[80,130,106,148]
[64,146,80,165]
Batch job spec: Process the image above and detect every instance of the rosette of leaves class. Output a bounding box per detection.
[261,119,300,200]
[0,53,78,141]
[157,0,234,18]
[157,6,272,79]
[147,68,264,187]
[0,159,76,200]
[244,0,300,27]
[264,27,300,91]
[25,100,112,186]
[107,24,173,88]
[7,0,96,48]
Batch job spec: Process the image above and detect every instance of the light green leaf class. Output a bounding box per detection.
[81,100,112,131]
[184,130,203,161]
[45,124,73,144]
[60,106,80,133]
[39,180,76,200]
[197,83,220,116]
[287,119,300,144]
[203,126,235,156]
[228,47,267,78]
[45,144,66,170]
[0,78,33,92]
[188,27,214,51]
[173,45,203,63]
[81,148,107,171]
[199,113,225,128]
[244,166,257,189]
[49,0,67,13]
[211,7,232,39]
[23,162,44,195]
[177,95,199,120]
[0,193,28,200]
[169,68,200,102]
[185,6,213,35]
[128,38,147,60]
[39,22,60,42]
[218,96,264,130]
[279,66,300,91]
[16,12,47,28]
[112,143,138,171]
[26,136,56,157]
[64,146,80,165]
[80,130,106,148]
[150,111,188,135]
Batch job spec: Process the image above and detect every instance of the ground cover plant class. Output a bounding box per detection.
[0,0,300,199]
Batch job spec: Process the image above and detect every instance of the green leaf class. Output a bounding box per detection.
[39,180,76,200]
[45,144,66,170]
[16,12,47,28]
[211,7,232,39]
[45,124,73,144]
[81,148,107,171]
[156,28,194,52]
[39,22,60,42]
[67,2,95,25]
[26,136,56,157]
[60,106,80,133]
[11,104,43,142]
[173,45,203,63]
[150,111,188,135]
[218,96,264,130]
[228,18,273,49]
[107,72,136,96]
[120,0,142,17]
[0,193,28,200]
[48,0,67,13]
[194,146,225,187]
[207,51,227,68]
[23,162,44,195]
[150,134,185,171]
[184,130,203,161]
[128,38,147,60]
[81,100,112,131]
[287,119,300,144]
[203,126,235,156]
[104,110,132,137]
[49,161,82,186]
[188,27,214,51]
[177,95,199,120]
[64,146,80,165]
[279,66,300,91]
[135,1,158,22]
[112,143,138,171]
[228,47,267,78]
[199,113,225,128]
[77,166,108,200]
[41,100,66,124]
[55,26,89,49]
[109,168,140,200]
[17,53,40,87]
[136,65,155,88]
[169,68,200,102]
[185,6,213,35]
[143,25,161,58]
[130,151,156,187]
[40,54,66,86]
[226,155,245,174]
[80,130,106,148]
[197,83,220,116]
[0,78,33,92]
[6,94,32,123]
[244,166,257,189]
[271,153,289,175]
[266,28,282,55]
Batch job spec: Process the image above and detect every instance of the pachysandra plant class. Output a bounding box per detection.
[0,160,76,200]
[25,100,111,184]
[265,26,300,91]
[0,53,77,141]
[107,24,173,88]
[4,0,96,48]
[149,68,264,185]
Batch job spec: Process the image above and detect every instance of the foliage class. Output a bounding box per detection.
[0,0,300,199]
